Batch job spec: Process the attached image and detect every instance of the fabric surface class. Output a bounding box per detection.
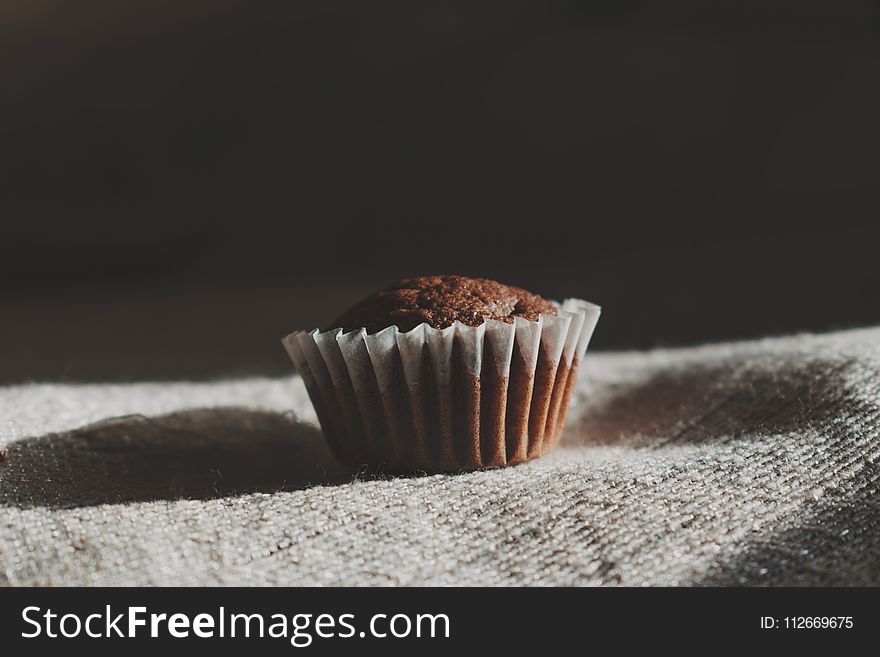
[1,328,878,586]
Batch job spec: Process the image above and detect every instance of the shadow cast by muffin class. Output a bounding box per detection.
[0,407,356,509]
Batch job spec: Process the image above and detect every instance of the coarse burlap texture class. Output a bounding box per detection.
[1,328,878,586]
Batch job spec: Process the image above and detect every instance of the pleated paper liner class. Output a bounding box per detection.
[283,298,600,473]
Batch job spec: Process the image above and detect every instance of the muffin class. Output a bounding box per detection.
[283,276,600,473]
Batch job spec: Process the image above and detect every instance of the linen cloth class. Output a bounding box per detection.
[1,328,878,586]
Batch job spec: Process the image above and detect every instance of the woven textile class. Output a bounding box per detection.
[1,328,878,586]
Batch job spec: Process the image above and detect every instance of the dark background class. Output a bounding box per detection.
[2,1,878,382]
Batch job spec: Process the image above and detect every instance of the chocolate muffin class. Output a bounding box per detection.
[331,275,558,334]
[283,276,600,473]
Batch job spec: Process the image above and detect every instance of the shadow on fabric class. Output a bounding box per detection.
[697,458,880,586]
[565,358,859,448]
[563,355,880,586]
[0,408,355,509]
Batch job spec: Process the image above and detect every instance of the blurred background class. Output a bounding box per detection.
[2,1,878,382]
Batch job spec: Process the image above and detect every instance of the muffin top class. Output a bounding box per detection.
[330,275,558,334]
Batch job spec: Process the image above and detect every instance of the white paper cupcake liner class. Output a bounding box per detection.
[283,298,600,472]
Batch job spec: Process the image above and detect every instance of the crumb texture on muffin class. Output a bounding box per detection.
[330,275,558,334]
